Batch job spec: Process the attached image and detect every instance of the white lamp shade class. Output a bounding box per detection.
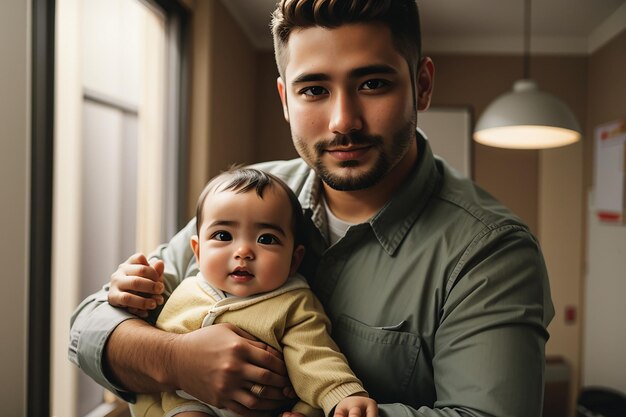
[474,79,581,149]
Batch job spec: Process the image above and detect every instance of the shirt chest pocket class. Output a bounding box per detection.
[332,314,421,403]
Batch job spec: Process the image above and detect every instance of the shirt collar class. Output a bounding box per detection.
[369,132,442,255]
[299,131,442,255]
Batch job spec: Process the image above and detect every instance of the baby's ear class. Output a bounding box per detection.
[289,245,306,276]
[190,235,200,261]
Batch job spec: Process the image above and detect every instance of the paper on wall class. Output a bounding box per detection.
[593,119,626,223]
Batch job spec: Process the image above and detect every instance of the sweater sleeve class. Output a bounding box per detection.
[155,277,215,416]
[281,290,366,416]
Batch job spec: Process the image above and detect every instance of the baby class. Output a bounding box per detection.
[112,168,377,417]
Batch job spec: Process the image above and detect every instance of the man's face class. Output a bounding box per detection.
[277,22,433,191]
[191,187,303,297]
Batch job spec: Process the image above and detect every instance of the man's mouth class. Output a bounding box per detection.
[326,145,373,161]
[318,132,380,161]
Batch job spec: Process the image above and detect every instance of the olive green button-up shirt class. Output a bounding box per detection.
[70,133,554,417]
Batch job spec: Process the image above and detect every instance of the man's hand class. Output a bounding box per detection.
[106,320,294,417]
[108,253,165,317]
[169,323,293,417]
[333,395,378,417]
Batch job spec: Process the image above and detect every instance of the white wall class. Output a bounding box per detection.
[0,0,30,415]
[582,29,626,398]
[583,201,626,394]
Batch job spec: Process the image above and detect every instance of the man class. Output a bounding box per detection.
[70,1,554,416]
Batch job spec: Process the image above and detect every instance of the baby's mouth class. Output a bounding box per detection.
[231,270,253,277]
[230,267,254,280]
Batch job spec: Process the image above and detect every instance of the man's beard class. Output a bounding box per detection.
[293,119,416,191]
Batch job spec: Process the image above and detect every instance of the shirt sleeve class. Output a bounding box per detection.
[380,225,554,417]
[68,219,198,401]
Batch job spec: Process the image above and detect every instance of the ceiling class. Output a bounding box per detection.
[220,0,626,54]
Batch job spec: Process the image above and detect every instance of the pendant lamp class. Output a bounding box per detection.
[473,0,581,149]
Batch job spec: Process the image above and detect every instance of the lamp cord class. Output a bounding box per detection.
[523,0,531,79]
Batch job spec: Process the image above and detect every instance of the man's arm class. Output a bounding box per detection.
[104,318,177,393]
[69,219,197,399]
[378,227,553,417]
[106,319,290,415]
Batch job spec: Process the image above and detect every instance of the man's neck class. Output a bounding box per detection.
[322,139,418,223]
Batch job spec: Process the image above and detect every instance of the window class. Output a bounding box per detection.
[50,0,188,415]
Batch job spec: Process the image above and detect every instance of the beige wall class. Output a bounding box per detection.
[586,30,626,188]
[207,1,256,174]
[186,0,257,218]
[253,53,297,163]
[0,0,29,414]
[537,56,587,411]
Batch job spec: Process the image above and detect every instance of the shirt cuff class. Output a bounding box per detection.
[69,300,138,402]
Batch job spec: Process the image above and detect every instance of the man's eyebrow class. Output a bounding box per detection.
[291,73,331,84]
[349,64,398,78]
[291,65,398,85]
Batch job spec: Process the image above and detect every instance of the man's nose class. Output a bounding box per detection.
[234,245,255,260]
[328,92,363,134]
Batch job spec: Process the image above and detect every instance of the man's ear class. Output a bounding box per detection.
[277,77,290,122]
[190,235,200,262]
[416,57,435,111]
[289,244,305,276]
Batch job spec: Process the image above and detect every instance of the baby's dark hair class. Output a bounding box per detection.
[195,167,307,247]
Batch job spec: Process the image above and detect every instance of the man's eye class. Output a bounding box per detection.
[258,234,279,245]
[361,79,389,90]
[211,231,232,241]
[300,86,328,96]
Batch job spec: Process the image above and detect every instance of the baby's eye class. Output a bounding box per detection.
[258,234,279,245]
[300,86,328,97]
[360,79,389,90]
[211,231,232,241]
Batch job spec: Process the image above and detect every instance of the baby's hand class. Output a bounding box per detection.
[333,394,378,417]
[108,253,165,318]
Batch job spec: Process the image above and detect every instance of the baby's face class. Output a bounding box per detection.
[191,186,301,297]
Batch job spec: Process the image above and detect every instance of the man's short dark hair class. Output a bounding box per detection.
[271,0,422,80]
